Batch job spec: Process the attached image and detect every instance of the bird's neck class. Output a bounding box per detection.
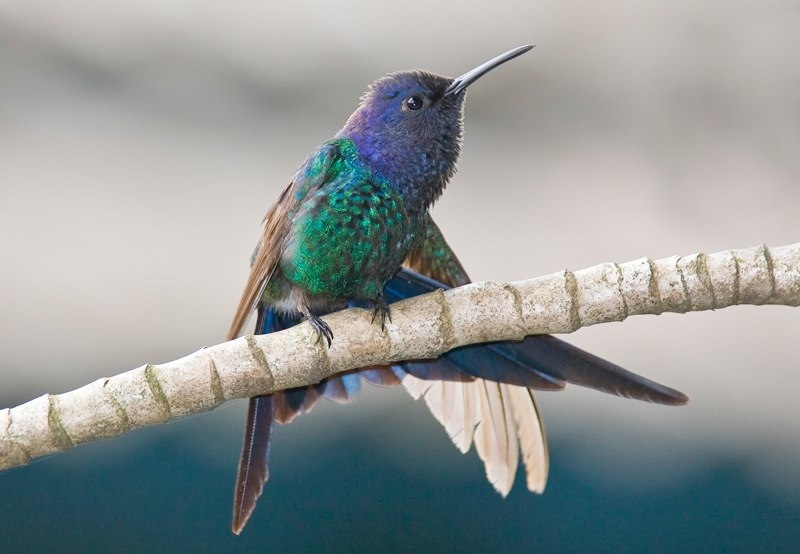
[338,125,459,221]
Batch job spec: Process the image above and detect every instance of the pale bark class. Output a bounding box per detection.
[1,242,798,471]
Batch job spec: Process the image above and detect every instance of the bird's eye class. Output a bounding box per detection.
[404,95,425,111]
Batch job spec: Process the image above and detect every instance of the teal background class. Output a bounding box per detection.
[2,398,799,552]
[1,1,798,551]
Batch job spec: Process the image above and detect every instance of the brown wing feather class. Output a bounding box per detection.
[227,184,294,340]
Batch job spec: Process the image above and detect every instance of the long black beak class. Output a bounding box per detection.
[443,44,534,97]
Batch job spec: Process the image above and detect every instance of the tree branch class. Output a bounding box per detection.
[2,242,798,471]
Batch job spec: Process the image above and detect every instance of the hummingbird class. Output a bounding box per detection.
[226,45,688,535]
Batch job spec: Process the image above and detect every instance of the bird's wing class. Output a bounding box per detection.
[401,215,549,495]
[403,215,471,287]
[227,142,340,340]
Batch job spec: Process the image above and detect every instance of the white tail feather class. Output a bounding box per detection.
[455,379,480,454]
[508,385,548,493]
[403,374,548,496]
[474,381,518,496]
[402,374,434,400]
[440,378,477,454]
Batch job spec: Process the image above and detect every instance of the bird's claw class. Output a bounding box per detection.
[308,313,333,347]
[371,295,392,331]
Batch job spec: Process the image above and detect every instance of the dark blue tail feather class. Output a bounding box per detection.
[388,268,687,405]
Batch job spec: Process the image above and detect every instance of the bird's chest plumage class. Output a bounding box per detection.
[280,174,415,301]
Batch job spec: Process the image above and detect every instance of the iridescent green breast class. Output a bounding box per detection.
[280,141,414,301]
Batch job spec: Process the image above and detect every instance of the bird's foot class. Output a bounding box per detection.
[307,313,333,347]
[371,295,392,331]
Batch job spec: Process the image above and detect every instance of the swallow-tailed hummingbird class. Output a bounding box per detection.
[226,45,688,534]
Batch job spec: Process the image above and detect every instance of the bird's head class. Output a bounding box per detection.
[339,45,533,213]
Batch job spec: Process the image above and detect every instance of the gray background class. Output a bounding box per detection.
[1,1,798,551]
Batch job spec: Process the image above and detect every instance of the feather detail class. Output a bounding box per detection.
[401,373,435,400]
[423,380,445,428]
[440,378,473,454]
[232,395,274,535]
[474,380,518,497]
[227,142,341,341]
[360,367,404,388]
[227,184,293,340]
[320,372,363,403]
[274,391,303,425]
[459,380,480,454]
[510,335,689,405]
[498,384,520,493]
[417,377,478,454]
[508,385,548,493]
[404,215,471,286]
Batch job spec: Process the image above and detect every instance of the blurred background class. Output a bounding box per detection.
[1,0,798,551]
